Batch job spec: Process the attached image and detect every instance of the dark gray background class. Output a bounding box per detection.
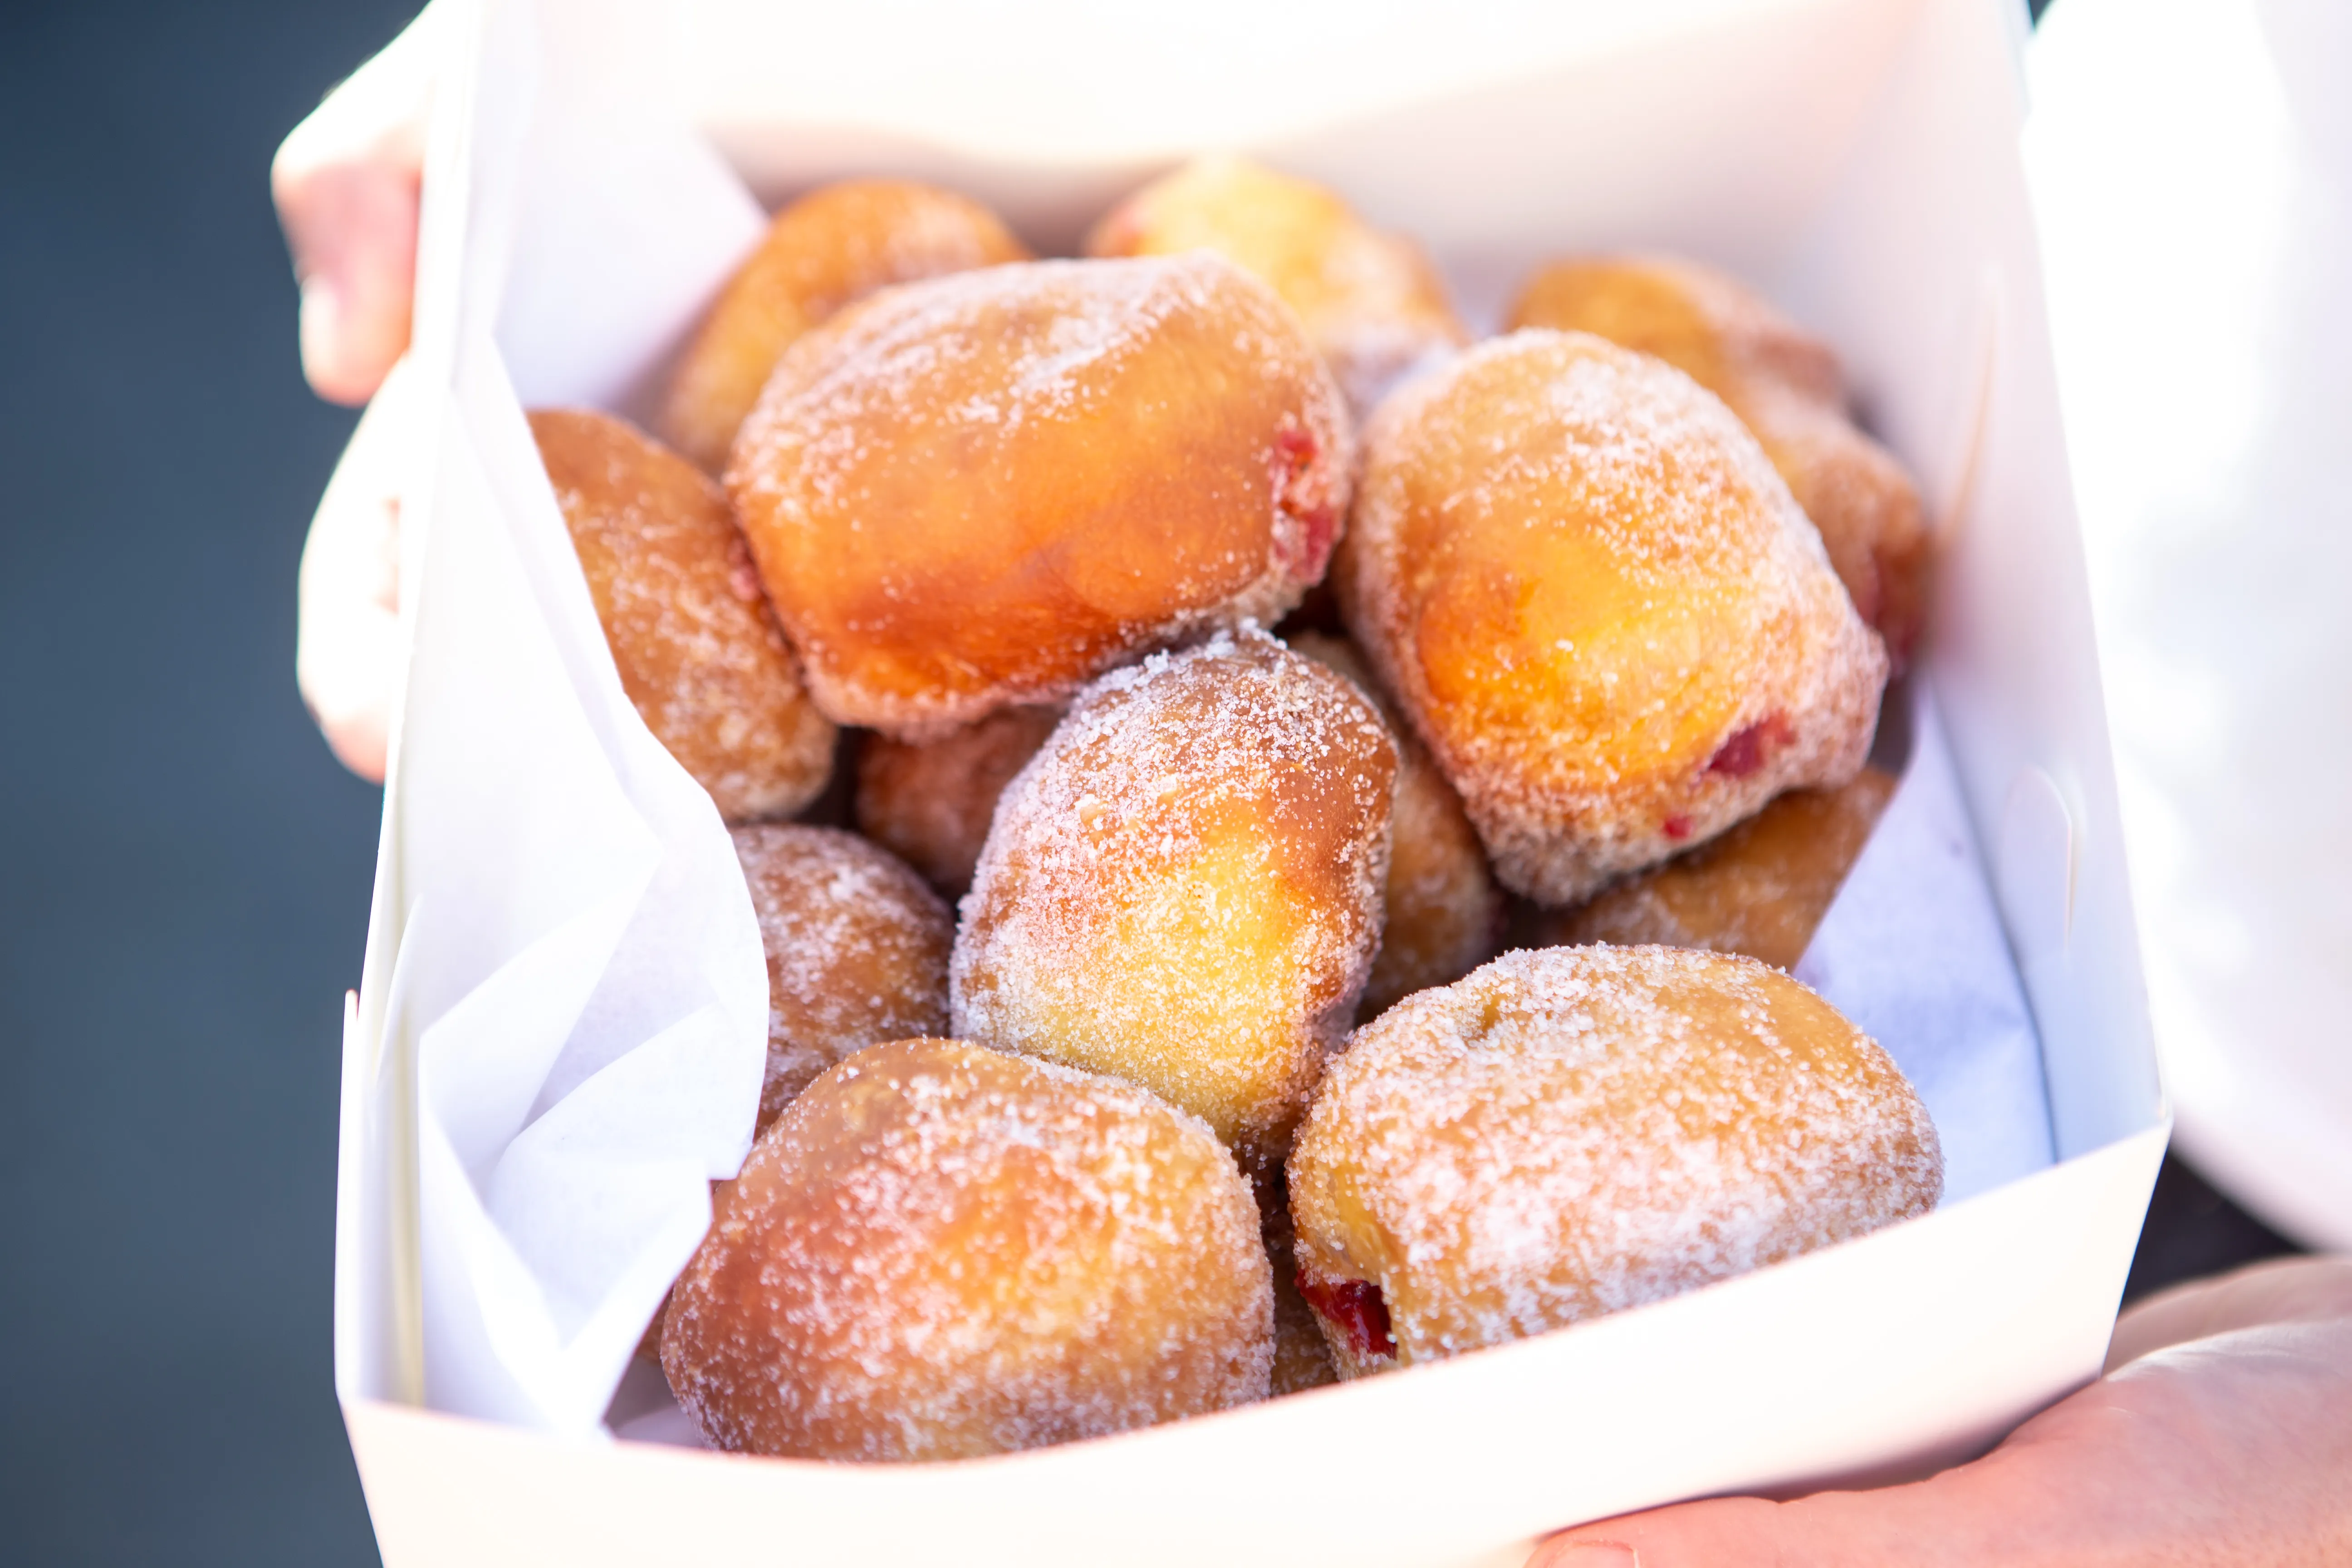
[2,2,410,1563]
[0,0,2296,1563]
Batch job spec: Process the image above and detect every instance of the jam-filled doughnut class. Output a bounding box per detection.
[951,629,1394,1172]
[1086,154,1467,416]
[1336,330,1887,906]
[660,1038,1273,1460]
[1528,765,1896,970]
[1289,633,1500,1019]
[1287,946,1941,1376]
[657,179,1029,472]
[854,705,1060,897]
[728,254,1352,735]
[530,409,836,823]
[732,824,951,1127]
[1507,257,1931,662]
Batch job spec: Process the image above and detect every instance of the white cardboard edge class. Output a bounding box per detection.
[340,1125,2167,1568]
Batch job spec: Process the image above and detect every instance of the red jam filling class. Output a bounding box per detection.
[1298,1272,1396,1359]
[1662,814,1693,841]
[1273,425,1318,469]
[1705,712,1794,779]
[1271,424,1338,577]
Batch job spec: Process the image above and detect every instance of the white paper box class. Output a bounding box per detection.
[335,0,2170,1562]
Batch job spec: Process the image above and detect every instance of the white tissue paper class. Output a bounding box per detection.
[346,0,777,1433]
[1798,681,2055,1205]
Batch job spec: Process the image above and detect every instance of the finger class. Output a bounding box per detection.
[1533,1303,2352,1568]
[1530,1479,2026,1568]
[1528,1387,2146,1568]
[2107,1255,2352,1372]
[272,7,436,406]
[298,358,422,782]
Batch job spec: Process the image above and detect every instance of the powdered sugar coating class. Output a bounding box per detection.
[1508,256,1930,662]
[533,410,837,823]
[731,824,952,1126]
[951,629,1395,1171]
[1336,329,1888,906]
[1288,946,1942,1375]
[1531,766,1896,970]
[661,1038,1273,1460]
[658,179,1030,472]
[1085,154,1468,419]
[1290,633,1502,1019]
[855,705,1061,897]
[728,254,1353,735]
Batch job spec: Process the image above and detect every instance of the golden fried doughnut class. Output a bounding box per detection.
[731,824,951,1127]
[951,629,1394,1172]
[1085,154,1467,416]
[854,705,1061,897]
[1287,946,1941,1376]
[1290,632,1501,1019]
[728,254,1353,735]
[660,1038,1272,1460]
[1508,257,1931,661]
[657,180,1029,472]
[530,409,835,823]
[1335,330,1888,906]
[1529,765,1896,969]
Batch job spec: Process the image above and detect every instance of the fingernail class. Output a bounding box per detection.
[299,270,344,333]
[1548,1543,1639,1568]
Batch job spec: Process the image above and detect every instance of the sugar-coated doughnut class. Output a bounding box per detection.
[732,824,951,1127]
[951,629,1394,1172]
[728,254,1353,735]
[1508,257,1931,662]
[1086,154,1466,417]
[1288,946,1941,1376]
[660,1038,1273,1460]
[658,180,1029,472]
[530,409,836,823]
[1529,765,1896,969]
[1335,330,1887,906]
[1289,633,1500,1019]
[854,705,1060,897]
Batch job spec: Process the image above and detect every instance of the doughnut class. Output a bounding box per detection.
[657,179,1029,472]
[1289,632,1501,1019]
[1335,330,1888,906]
[660,1038,1273,1460]
[728,254,1353,735]
[854,705,1061,897]
[529,409,836,823]
[1507,257,1931,662]
[731,824,952,1127]
[1287,946,1941,1376]
[1085,154,1467,416]
[1528,765,1896,969]
[951,629,1394,1173]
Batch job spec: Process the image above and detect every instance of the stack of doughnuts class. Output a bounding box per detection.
[530,160,1945,1457]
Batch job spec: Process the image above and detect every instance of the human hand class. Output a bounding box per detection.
[1531,1255,2352,1567]
[273,9,433,780]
